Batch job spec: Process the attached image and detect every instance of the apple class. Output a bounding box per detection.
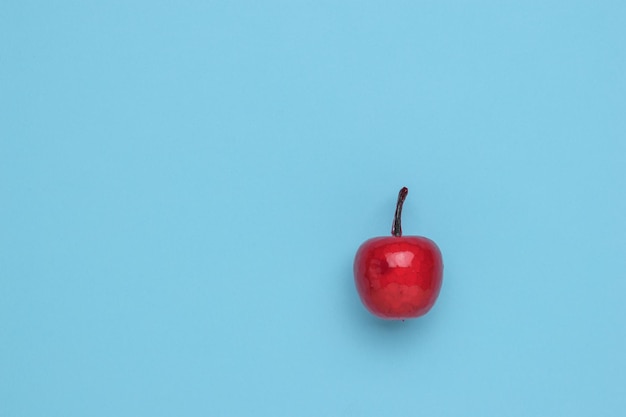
[353,187,443,319]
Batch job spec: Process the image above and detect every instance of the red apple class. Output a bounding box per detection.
[354,187,443,319]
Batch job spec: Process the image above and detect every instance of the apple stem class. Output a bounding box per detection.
[392,187,409,237]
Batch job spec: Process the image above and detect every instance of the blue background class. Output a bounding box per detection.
[1,1,625,416]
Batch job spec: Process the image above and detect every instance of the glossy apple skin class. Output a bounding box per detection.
[354,236,443,319]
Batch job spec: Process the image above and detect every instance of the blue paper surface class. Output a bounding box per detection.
[1,2,625,416]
